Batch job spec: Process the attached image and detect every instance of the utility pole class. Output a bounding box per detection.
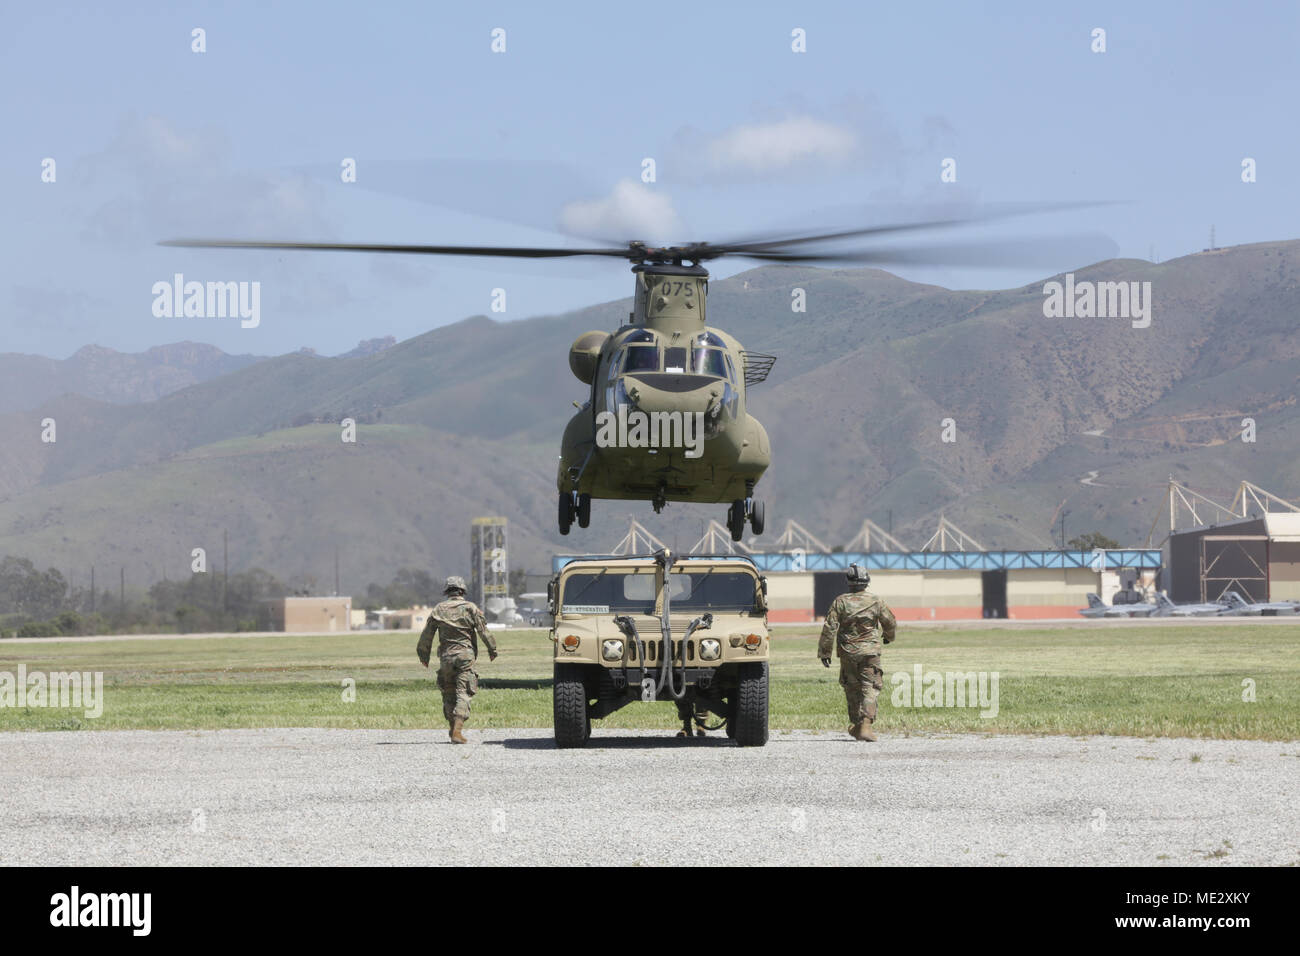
[120,566,125,611]
[223,529,229,611]
[334,546,340,596]
[90,566,95,613]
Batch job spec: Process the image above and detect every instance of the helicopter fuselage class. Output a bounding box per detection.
[558,263,771,505]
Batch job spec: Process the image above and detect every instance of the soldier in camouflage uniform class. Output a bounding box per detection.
[416,575,497,744]
[818,564,896,741]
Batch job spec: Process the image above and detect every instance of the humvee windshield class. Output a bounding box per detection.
[560,568,758,615]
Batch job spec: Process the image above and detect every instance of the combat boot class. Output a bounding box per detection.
[854,721,877,742]
[848,723,861,739]
[450,717,468,744]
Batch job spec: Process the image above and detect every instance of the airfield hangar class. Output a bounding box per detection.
[1165,513,1300,604]
[561,517,1161,622]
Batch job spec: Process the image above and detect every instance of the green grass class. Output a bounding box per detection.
[0,624,1296,738]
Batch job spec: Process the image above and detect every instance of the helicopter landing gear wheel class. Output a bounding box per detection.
[576,493,591,529]
[750,499,765,535]
[558,491,575,536]
[727,500,746,542]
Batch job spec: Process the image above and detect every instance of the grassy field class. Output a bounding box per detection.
[0,624,1296,738]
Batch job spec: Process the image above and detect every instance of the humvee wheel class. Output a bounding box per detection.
[732,662,769,747]
[553,664,589,748]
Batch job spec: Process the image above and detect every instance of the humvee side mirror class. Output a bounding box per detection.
[546,579,557,614]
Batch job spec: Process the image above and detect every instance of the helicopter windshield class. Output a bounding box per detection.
[621,345,659,373]
[692,347,728,378]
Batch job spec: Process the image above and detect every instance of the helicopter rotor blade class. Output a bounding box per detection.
[159,238,636,259]
[730,233,1121,269]
[705,200,1122,254]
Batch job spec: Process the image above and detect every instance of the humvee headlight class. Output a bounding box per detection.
[698,639,721,661]
[562,634,581,652]
[729,635,743,648]
[743,633,763,652]
[601,639,624,661]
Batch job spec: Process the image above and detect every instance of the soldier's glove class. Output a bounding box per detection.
[489,650,498,662]
[820,657,831,668]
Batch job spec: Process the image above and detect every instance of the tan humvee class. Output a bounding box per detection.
[547,549,770,747]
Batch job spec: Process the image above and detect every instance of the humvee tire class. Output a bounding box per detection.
[732,661,769,747]
[554,663,589,749]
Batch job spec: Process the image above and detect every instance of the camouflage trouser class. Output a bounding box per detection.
[436,653,478,720]
[839,653,883,725]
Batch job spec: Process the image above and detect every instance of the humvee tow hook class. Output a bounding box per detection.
[654,549,687,700]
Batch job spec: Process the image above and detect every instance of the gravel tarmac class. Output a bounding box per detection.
[1,728,1296,866]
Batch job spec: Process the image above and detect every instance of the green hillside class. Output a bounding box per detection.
[0,240,1297,591]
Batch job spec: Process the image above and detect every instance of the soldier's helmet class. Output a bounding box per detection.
[846,563,871,588]
[444,575,467,595]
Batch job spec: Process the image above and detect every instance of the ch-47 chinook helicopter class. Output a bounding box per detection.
[165,205,1114,539]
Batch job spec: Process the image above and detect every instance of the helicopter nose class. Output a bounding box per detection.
[621,373,720,415]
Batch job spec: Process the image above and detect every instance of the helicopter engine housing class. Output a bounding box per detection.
[568,330,610,384]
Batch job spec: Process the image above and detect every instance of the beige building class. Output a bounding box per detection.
[377,605,433,631]
[269,596,352,633]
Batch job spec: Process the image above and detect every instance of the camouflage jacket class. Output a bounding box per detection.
[818,589,897,658]
[416,597,496,665]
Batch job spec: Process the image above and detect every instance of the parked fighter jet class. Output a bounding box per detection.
[1151,593,1228,617]
[1077,593,1156,618]
[1218,590,1299,617]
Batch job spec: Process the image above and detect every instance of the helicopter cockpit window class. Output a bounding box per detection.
[696,332,726,348]
[692,347,728,378]
[622,345,659,373]
[624,329,656,344]
[664,347,687,373]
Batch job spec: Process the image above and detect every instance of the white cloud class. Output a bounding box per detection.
[702,116,859,176]
[558,180,683,242]
[80,114,331,242]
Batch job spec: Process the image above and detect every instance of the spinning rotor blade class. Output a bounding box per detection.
[162,200,1122,268]
[160,238,635,259]
[705,200,1120,254]
[730,233,1121,269]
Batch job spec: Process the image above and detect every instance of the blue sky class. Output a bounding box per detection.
[2,0,1297,357]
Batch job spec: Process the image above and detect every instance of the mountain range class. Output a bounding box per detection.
[0,240,1296,595]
